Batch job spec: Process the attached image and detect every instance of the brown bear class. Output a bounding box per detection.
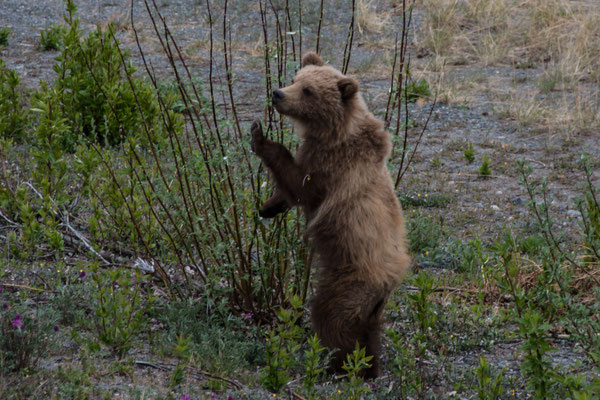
[251,52,410,378]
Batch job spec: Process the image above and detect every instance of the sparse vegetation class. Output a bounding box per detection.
[1,0,599,398]
[0,28,9,47]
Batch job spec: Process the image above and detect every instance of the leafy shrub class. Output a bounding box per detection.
[38,0,170,150]
[89,266,155,358]
[261,295,304,392]
[39,23,65,51]
[0,60,27,140]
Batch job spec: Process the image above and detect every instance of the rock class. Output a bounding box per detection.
[491,205,500,211]
[566,210,580,218]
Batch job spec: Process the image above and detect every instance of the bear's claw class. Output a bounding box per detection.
[250,120,264,153]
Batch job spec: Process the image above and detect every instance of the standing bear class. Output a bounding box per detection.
[251,52,410,378]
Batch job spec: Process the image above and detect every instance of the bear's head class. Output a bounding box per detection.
[271,52,360,142]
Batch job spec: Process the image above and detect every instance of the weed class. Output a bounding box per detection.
[464,142,475,164]
[0,28,9,47]
[169,334,191,388]
[341,343,373,400]
[405,78,431,102]
[400,191,451,208]
[261,295,304,393]
[89,266,155,358]
[388,272,441,397]
[303,334,327,397]
[407,211,444,255]
[0,297,59,373]
[479,154,492,178]
[474,356,504,400]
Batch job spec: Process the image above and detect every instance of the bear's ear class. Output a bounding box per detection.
[301,52,325,68]
[338,77,359,101]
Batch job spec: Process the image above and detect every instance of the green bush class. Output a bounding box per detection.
[37,0,171,150]
[39,23,65,51]
[0,61,27,140]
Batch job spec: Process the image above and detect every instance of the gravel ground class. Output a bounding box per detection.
[1,0,599,397]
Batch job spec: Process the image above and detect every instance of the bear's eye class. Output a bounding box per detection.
[303,87,312,96]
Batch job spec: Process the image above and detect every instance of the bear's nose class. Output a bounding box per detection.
[272,89,285,103]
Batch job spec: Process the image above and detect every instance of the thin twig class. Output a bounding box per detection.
[0,283,56,293]
[134,360,244,390]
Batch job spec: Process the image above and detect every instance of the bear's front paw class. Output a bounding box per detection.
[250,120,265,153]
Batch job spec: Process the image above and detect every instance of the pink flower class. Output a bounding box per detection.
[12,314,23,329]
[180,396,190,400]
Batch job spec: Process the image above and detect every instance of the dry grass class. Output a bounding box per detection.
[356,0,391,34]
[415,0,600,137]
[416,0,600,75]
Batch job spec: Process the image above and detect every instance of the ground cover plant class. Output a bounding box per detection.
[0,0,599,398]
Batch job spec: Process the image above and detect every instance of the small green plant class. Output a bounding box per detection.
[90,266,155,358]
[475,356,504,400]
[464,142,475,163]
[400,192,451,208]
[261,295,304,393]
[405,78,431,102]
[303,334,327,397]
[388,272,441,397]
[407,211,444,255]
[341,343,373,400]
[518,309,555,398]
[169,333,191,388]
[479,154,492,178]
[39,23,65,51]
[0,28,9,47]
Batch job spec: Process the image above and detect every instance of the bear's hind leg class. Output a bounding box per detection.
[311,282,387,378]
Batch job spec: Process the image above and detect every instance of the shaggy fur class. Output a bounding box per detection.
[251,52,410,378]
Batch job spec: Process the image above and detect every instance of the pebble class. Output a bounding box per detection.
[491,205,500,211]
[511,197,524,205]
[566,210,580,218]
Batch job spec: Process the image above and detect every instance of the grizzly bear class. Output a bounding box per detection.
[251,52,410,378]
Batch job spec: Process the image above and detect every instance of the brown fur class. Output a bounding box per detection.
[251,52,410,378]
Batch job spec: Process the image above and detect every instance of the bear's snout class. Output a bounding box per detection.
[272,89,285,104]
